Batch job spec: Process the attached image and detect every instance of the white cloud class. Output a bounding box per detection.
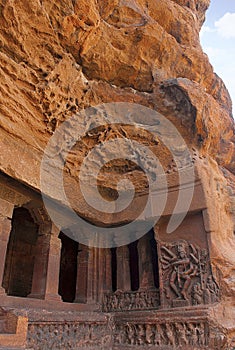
[200,12,235,114]
[203,46,235,112]
[200,25,216,38]
[215,12,235,39]
[203,46,225,60]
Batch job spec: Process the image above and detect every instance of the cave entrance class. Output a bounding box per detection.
[58,232,79,303]
[3,207,39,297]
[128,240,140,291]
[149,229,160,289]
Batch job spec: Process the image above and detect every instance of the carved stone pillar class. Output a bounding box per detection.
[97,248,112,302]
[88,247,99,303]
[74,244,89,303]
[75,245,112,304]
[116,246,131,291]
[138,233,155,290]
[103,249,112,293]
[74,245,98,303]
[0,199,14,295]
[29,223,62,301]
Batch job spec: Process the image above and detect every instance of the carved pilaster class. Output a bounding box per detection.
[0,199,14,295]
[116,246,131,291]
[29,223,62,301]
[74,244,89,303]
[90,247,101,303]
[76,246,113,303]
[101,248,112,295]
[44,224,62,301]
[138,234,155,290]
[77,246,102,304]
[87,246,97,303]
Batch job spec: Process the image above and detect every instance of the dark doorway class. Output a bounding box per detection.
[58,232,79,302]
[149,230,160,289]
[128,240,139,291]
[3,207,39,297]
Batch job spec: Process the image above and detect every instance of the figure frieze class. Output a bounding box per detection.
[103,289,160,312]
[114,321,210,348]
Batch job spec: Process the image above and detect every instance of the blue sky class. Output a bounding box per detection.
[200,0,235,115]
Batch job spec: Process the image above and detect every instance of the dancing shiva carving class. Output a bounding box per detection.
[159,240,220,308]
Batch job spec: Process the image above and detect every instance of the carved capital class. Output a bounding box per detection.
[0,198,14,219]
[0,217,12,242]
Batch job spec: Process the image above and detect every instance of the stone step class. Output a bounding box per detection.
[0,312,28,350]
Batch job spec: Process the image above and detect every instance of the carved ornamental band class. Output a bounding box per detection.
[103,289,160,312]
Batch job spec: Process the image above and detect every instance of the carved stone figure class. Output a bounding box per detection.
[196,323,205,346]
[199,249,209,275]
[136,324,145,345]
[186,323,198,346]
[130,293,136,309]
[145,324,153,344]
[139,291,147,308]
[153,324,162,346]
[175,323,188,346]
[204,275,219,303]
[125,292,131,308]
[127,324,136,345]
[192,282,204,305]
[115,324,125,345]
[165,324,175,347]
[135,292,141,309]
[163,243,197,300]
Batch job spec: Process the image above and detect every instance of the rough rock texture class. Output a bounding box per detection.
[0,0,234,191]
[0,0,235,348]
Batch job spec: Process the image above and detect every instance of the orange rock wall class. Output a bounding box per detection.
[0,0,234,191]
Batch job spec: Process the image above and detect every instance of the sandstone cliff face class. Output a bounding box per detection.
[0,0,234,190]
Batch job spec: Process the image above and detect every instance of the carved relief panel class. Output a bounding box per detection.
[27,322,112,350]
[113,321,210,348]
[158,239,220,308]
[103,289,160,312]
